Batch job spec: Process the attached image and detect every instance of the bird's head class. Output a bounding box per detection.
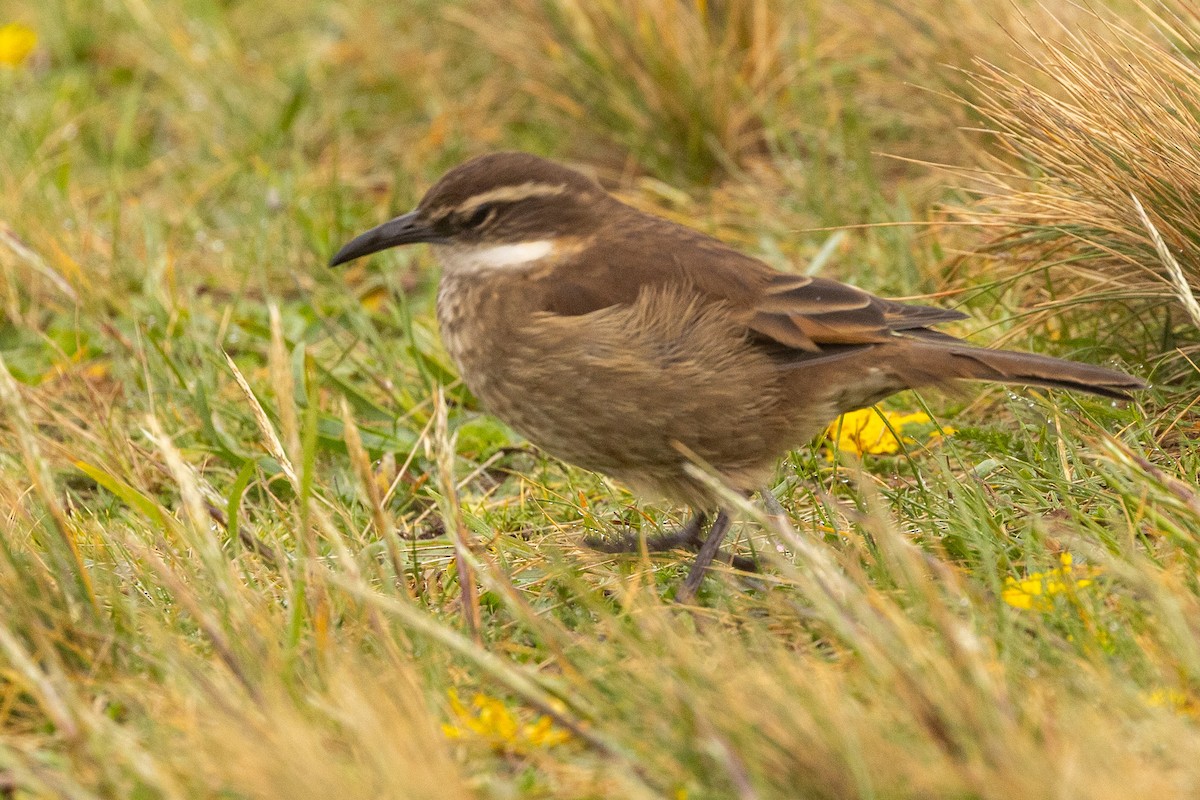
[329,152,612,269]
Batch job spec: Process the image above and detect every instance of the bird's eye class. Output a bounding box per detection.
[462,204,495,230]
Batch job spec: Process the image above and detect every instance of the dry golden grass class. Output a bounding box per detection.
[952,2,1200,370]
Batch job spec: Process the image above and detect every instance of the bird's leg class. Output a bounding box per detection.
[677,508,733,603]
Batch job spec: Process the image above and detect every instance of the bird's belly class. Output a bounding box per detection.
[437,279,830,503]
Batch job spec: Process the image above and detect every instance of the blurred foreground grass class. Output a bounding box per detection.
[0,0,1198,797]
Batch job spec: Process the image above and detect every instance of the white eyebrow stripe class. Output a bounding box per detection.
[444,240,556,273]
[454,182,567,214]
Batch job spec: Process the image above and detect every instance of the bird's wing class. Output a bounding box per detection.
[534,213,966,353]
[746,273,967,352]
[535,216,764,314]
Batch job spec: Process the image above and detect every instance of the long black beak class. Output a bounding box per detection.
[329,211,443,267]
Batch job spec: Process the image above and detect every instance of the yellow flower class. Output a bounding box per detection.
[521,714,572,748]
[358,285,389,312]
[441,690,571,752]
[1144,688,1197,717]
[1002,553,1100,610]
[825,407,951,456]
[0,23,37,67]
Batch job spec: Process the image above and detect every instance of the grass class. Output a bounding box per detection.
[949,2,1200,374]
[0,0,1198,797]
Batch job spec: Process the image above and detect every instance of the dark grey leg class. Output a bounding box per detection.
[677,508,733,602]
[584,512,707,553]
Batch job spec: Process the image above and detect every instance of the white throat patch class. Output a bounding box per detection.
[437,240,555,274]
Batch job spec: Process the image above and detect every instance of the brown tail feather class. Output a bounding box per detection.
[945,347,1146,400]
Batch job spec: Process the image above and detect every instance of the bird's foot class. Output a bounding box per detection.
[584,512,705,553]
[583,511,756,575]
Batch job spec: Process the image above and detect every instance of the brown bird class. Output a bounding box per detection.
[331,152,1145,600]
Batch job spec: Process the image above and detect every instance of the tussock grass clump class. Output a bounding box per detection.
[451,0,1129,190]
[454,0,839,182]
[957,3,1200,369]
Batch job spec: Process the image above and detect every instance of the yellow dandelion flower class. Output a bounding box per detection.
[825,407,951,456]
[442,689,571,752]
[1002,553,1100,610]
[358,285,389,312]
[82,359,111,381]
[522,714,572,748]
[1144,689,1197,717]
[0,23,37,67]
